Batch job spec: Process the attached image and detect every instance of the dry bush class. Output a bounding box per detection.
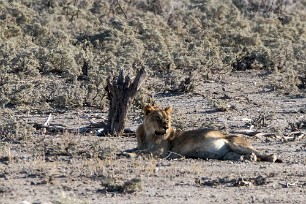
[0,109,35,143]
[0,0,305,108]
[100,177,142,194]
[232,0,296,17]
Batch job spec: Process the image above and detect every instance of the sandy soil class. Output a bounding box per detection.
[1,71,305,204]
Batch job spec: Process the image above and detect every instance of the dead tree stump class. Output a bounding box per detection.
[104,68,146,136]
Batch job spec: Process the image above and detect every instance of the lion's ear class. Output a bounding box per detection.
[144,105,155,115]
[164,106,173,114]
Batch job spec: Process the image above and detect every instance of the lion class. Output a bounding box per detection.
[124,105,282,162]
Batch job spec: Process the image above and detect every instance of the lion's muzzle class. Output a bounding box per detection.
[154,130,167,136]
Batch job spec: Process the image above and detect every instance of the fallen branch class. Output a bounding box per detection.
[254,132,281,139]
[33,119,135,136]
[281,132,305,142]
[230,130,261,136]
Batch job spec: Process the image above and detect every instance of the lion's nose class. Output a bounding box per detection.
[162,122,168,130]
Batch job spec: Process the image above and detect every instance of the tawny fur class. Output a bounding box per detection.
[124,105,281,163]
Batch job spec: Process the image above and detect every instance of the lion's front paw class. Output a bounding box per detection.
[267,154,278,162]
[243,153,257,162]
[118,152,138,158]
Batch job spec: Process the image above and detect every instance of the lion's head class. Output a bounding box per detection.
[143,105,173,139]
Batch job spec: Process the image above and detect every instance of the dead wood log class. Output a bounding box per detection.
[104,67,146,136]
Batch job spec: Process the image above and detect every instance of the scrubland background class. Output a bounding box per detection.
[0,0,306,203]
[0,0,305,110]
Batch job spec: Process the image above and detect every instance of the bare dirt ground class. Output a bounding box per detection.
[1,71,306,204]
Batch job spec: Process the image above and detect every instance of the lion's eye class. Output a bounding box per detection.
[155,116,161,121]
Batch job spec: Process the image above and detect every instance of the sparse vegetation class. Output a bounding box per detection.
[0,0,305,110]
[0,0,306,203]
